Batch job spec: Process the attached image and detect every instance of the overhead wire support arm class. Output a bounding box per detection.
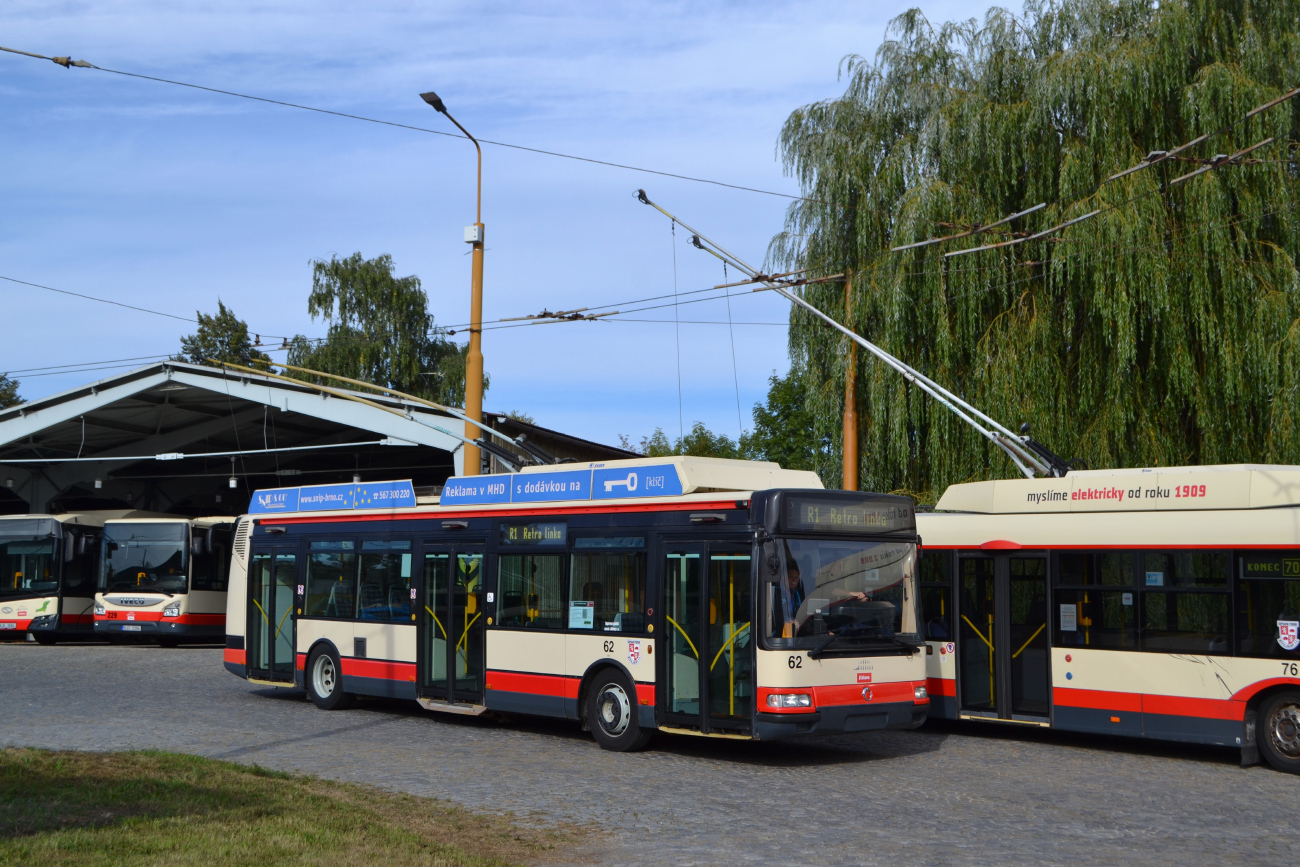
[635,190,1064,478]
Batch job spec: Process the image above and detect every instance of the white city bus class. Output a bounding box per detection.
[917,464,1300,773]
[95,515,236,646]
[223,457,930,750]
[0,513,103,643]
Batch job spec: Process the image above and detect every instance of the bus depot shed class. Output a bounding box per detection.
[0,362,633,516]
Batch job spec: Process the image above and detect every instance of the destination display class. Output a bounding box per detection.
[783,494,915,534]
[439,464,683,506]
[1241,553,1300,579]
[500,522,567,546]
[249,480,416,514]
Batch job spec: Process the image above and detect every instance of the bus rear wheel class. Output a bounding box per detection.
[1260,691,1300,774]
[587,670,652,752]
[307,646,353,711]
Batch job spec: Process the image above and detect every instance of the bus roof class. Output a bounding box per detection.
[935,464,1300,514]
[249,456,824,518]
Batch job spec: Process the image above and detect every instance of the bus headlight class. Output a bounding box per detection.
[93,602,105,615]
[163,605,181,618]
[766,693,812,709]
[914,685,929,701]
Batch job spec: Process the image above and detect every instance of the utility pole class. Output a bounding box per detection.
[842,272,858,491]
[421,90,486,476]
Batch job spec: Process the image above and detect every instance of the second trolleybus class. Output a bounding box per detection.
[222,457,930,750]
[0,512,103,643]
[917,463,1300,774]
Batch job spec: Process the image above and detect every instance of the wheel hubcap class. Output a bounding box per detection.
[314,656,336,697]
[597,684,631,737]
[1269,701,1300,759]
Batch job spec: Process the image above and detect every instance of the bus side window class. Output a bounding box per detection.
[498,554,564,629]
[1052,551,1136,650]
[919,550,951,640]
[357,540,412,621]
[305,541,356,618]
[569,538,647,633]
[1236,551,1300,658]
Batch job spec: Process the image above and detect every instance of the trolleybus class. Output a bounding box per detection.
[223,457,930,750]
[0,512,104,643]
[95,515,236,646]
[917,464,1300,773]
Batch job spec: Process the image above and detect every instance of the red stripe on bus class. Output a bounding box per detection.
[296,653,306,671]
[813,681,918,707]
[926,677,956,697]
[224,648,246,665]
[0,619,33,630]
[1231,677,1300,704]
[1053,687,1143,712]
[485,670,569,697]
[97,611,165,622]
[1141,692,1242,721]
[60,613,94,624]
[636,682,655,706]
[261,500,742,526]
[341,658,417,682]
[183,613,225,626]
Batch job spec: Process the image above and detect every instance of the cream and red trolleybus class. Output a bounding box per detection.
[222,457,929,750]
[95,515,236,646]
[0,512,103,643]
[917,464,1300,773]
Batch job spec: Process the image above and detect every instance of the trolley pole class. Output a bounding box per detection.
[842,272,859,491]
[421,90,485,476]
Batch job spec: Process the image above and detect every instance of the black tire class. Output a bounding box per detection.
[32,633,57,646]
[306,646,353,710]
[587,669,652,752]
[1259,690,1300,774]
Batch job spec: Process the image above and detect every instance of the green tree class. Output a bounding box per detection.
[286,253,476,406]
[772,0,1300,500]
[176,301,271,369]
[744,370,830,475]
[0,374,21,409]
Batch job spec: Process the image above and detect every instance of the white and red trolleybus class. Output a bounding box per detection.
[917,464,1300,773]
[0,512,103,643]
[94,515,236,646]
[222,457,930,750]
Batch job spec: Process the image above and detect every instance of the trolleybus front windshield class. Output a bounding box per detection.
[766,537,919,651]
[0,535,56,598]
[100,524,188,594]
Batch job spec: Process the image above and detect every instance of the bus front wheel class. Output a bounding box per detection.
[307,647,353,711]
[1259,690,1300,774]
[587,670,652,752]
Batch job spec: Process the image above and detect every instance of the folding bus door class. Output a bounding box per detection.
[246,546,298,684]
[660,540,754,734]
[418,543,486,704]
[957,553,1049,722]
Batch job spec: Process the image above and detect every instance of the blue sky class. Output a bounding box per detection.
[3,0,979,448]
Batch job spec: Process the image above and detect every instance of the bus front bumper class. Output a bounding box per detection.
[754,700,927,740]
[94,620,218,637]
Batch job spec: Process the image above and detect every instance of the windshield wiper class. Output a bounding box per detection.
[808,626,919,658]
[807,635,838,659]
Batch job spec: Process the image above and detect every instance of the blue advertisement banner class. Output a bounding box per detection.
[440,474,512,506]
[250,486,299,514]
[592,464,684,499]
[248,480,417,514]
[298,483,357,512]
[511,469,593,503]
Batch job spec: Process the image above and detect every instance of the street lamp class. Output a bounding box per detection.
[421,90,486,477]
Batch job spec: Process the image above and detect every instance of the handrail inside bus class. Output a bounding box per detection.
[424,606,447,640]
[457,613,481,655]
[1012,623,1046,659]
[665,615,699,659]
[710,622,750,672]
[962,615,994,652]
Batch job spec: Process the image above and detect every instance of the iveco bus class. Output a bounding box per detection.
[95,515,236,646]
[0,513,103,643]
[918,464,1300,774]
[223,457,929,750]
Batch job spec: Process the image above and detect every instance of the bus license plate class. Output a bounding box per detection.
[0,623,15,630]
[122,624,142,632]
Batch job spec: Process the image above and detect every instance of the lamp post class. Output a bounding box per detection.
[421,90,486,476]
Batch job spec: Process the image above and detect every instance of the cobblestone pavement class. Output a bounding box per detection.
[1,642,1295,865]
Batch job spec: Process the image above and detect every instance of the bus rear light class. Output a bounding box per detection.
[766,693,812,709]
[914,685,929,702]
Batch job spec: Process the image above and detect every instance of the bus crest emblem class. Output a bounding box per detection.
[1279,621,1300,652]
[627,640,641,665]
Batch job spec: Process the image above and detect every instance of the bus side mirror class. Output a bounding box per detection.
[63,535,75,562]
[77,535,88,555]
[191,536,206,557]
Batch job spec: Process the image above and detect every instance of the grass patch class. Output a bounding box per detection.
[0,748,583,866]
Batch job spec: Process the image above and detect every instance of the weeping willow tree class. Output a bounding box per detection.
[771,0,1300,499]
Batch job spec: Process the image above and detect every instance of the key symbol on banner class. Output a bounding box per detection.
[604,472,638,493]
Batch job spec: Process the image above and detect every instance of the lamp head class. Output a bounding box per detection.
[420,91,447,113]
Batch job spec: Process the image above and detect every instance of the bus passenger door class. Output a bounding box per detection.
[660,541,753,734]
[419,544,486,704]
[957,554,1049,722]
[247,546,297,683]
